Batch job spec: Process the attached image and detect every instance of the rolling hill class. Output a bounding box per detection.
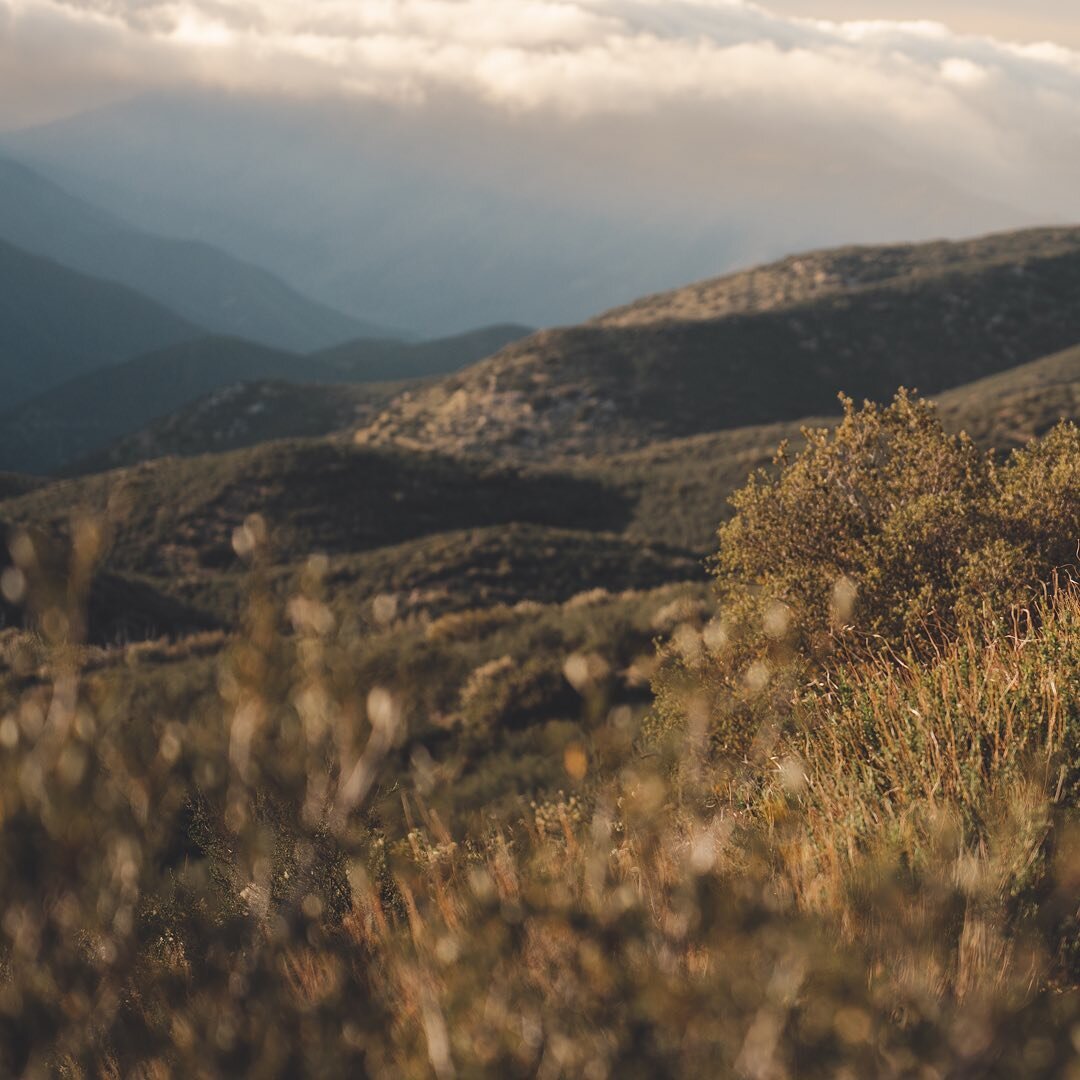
[357,227,1080,459]
[155,522,701,629]
[0,338,303,473]
[0,325,532,475]
[0,157,381,351]
[934,343,1080,450]
[0,440,637,580]
[0,474,48,502]
[0,532,220,645]
[0,238,199,406]
[14,333,1073,595]
[2,90,1033,336]
[70,380,409,477]
[575,342,1080,552]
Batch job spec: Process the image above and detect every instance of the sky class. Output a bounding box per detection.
[3,0,1080,131]
[1,1,1079,330]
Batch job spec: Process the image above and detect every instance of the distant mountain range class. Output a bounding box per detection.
[7,225,1076,493]
[1,92,1032,336]
[0,155,534,473]
[0,157,383,351]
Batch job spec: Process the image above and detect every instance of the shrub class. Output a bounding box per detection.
[712,392,1080,649]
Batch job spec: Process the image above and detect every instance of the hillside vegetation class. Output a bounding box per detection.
[935,342,1080,449]
[359,227,1080,458]
[576,340,1080,552]
[0,440,637,578]
[72,380,409,476]
[1,395,1079,1075]
[2,225,1080,1075]
[0,326,531,475]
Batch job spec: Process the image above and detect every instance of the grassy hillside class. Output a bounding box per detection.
[168,522,701,626]
[0,440,636,579]
[0,237,198,406]
[579,418,817,550]
[0,157,379,350]
[935,342,1080,449]
[593,227,1080,327]
[3,224,1080,1074]
[577,341,1080,552]
[11,329,1072,578]
[359,226,1080,458]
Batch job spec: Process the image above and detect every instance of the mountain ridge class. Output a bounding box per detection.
[0,325,532,475]
[0,156,385,351]
[0,236,199,406]
[356,226,1080,460]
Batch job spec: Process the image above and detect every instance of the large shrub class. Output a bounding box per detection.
[714,392,1080,648]
[648,394,1080,764]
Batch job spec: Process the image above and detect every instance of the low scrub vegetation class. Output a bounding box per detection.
[1,394,1079,1076]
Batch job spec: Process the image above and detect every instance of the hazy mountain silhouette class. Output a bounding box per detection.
[0,237,197,407]
[0,156,385,351]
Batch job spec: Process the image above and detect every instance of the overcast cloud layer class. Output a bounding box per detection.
[4,1,1080,209]
[2,1,1079,331]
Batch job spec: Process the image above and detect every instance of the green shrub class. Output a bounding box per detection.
[713,392,1080,649]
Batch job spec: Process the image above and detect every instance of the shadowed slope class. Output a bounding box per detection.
[0,440,636,578]
[359,227,1080,458]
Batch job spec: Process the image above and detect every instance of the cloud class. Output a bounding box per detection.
[2,1,1079,229]
[5,1,1080,111]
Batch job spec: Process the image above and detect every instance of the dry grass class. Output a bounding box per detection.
[2,404,1079,1076]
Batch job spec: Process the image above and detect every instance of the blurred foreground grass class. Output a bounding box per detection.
[0,395,1079,1077]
